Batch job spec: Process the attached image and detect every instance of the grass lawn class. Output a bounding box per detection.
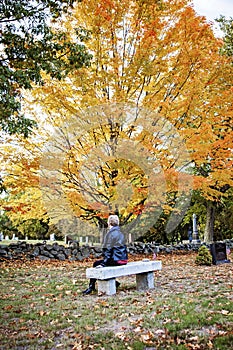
[0,252,232,349]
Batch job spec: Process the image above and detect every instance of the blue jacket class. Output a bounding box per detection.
[102,226,128,264]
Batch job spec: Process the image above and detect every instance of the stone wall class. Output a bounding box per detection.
[0,239,232,262]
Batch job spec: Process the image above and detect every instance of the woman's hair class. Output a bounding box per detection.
[108,214,119,227]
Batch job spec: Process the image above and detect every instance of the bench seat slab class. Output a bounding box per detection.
[86,260,162,295]
[86,261,162,280]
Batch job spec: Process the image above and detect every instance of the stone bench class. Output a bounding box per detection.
[86,259,162,295]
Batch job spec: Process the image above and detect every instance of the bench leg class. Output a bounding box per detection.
[97,278,116,295]
[136,272,154,291]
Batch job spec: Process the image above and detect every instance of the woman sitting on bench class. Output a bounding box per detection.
[82,214,128,295]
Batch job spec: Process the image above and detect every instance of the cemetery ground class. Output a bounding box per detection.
[0,252,232,350]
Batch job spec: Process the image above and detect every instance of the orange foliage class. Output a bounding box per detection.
[1,0,232,231]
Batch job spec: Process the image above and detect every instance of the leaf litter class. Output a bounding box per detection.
[0,252,232,349]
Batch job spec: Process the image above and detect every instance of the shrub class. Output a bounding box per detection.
[195,245,212,266]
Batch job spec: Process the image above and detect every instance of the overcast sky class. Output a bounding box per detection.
[193,0,233,36]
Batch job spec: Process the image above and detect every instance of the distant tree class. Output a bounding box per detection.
[213,189,233,240]
[15,218,49,240]
[0,212,19,238]
[216,15,233,59]
[0,0,92,136]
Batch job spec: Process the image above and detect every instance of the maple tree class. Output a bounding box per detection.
[0,133,47,238]
[1,0,233,242]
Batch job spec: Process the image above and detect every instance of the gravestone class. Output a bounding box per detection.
[65,235,72,245]
[210,242,230,265]
[50,233,55,241]
[192,214,200,243]
[128,233,132,243]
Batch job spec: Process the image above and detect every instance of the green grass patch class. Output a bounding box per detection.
[0,254,232,349]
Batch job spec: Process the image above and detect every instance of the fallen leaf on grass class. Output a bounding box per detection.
[163,318,172,324]
[85,325,95,331]
[97,300,109,307]
[39,310,48,316]
[129,317,143,325]
[50,319,59,325]
[56,285,64,290]
[115,331,128,341]
[65,290,72,295]
[71,342,83,350]
[2,305,13,310]
[133,326,142,333]
[189,336,199,341]
[218,330,227,335]
[26,334,35,339]
[15,309,22,314]
[140,330,154,342]
[221,309,229,315]
[154,329,165,335]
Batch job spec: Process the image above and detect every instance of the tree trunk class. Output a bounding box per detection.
[204,201,215,243]
[99,225,107,245]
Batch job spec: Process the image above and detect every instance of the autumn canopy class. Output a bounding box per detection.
[1,0,232,242]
